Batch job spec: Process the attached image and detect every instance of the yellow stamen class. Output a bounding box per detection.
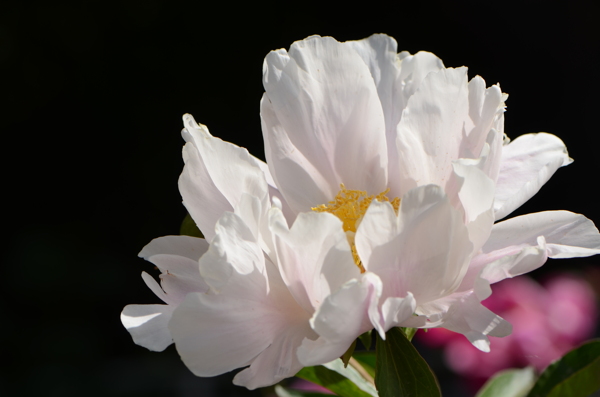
[312,184,400,272]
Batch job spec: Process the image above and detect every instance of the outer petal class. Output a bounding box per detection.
[269,208,359,314]
[356,184,473,305]
[297,273,382,366]
[179,114,269,240]
[137,235,210,305]
[262,35,388,212]
[494,133,572,220]
[121,304,175,352]
[461,211,600,292]
[170,211,312,389]
[407,291,512,352]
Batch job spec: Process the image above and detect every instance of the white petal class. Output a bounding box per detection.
[494,133,572,220]
[269,208,359,314]
[395,68,470,196]
[199,212,266,291]
[169,258,310,383]
[380,293,417,332]
[297,273,382,366]
[233,322,313,389]
[410,291,512,352]
[138,236,210,304]
[452,161,496,252]
[262,36,388,212]
[138,235,209,261]
[121,304,174,352]
[462,211,600,288]
[180,114,269,239]
[356,184,472,304]
[463,77,504,159]
[484,211,600,257]
[179,142,231,241]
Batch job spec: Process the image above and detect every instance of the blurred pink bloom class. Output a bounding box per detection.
[417,273,598,380]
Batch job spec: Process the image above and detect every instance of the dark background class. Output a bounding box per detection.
[3,0,600,396]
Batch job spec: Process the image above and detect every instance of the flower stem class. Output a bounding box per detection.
[348,356,375,386]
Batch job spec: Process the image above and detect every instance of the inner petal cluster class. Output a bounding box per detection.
[312,184,400,272]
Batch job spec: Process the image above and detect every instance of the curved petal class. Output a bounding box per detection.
[395,68,470,197]
[269,208,359,314]
[180,114,269,239]
[233,321,314,389]
[494,133,572,220]
[262,35,388,212]
[297,273,382,366]
[138,236,210,305]
[410,291,512,352]
[461,211,600,290]
[356,184,472,304]
[121,304,175,352]
[138,235,209,261]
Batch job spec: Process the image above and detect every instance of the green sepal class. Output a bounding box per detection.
[358,330,373,350]
[400,327,417,341]
[274,385,334,397]
[180,213,203,238]
[341,340,357,368]
[375,327,440,397]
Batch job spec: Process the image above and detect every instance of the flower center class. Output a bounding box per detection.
[312,184,400,273]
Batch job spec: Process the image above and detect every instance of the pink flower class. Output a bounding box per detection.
[417,273,598,380]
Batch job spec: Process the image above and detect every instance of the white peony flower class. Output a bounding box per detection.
[122,33,600,388]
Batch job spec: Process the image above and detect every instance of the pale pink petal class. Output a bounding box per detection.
[180,114,269,239]
[262,36,388,212]
[462,211,600,290]
[138,235,209,261]
[494,133,572,220]
[137,236,210,304]
[380,293,418,332]
[408,291,512,352]
[297,273,382,366]
[121,304,175,352]
[395,68,470,197]
[356,184,472,304]
[269,208,359,314]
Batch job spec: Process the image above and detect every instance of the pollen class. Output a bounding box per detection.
[312,184,400,273]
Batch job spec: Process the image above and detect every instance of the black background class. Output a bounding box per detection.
[3,1,600,396]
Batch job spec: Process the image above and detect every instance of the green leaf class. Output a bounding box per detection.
[274,385,333,397]
[527,339,600,397]
[475,367,536,397]
[359,330,373,351]
[352,351,376,378]
[180,213,203,238]
[375,327,441,397]
[297,360,377,397]
[323,358,378,396]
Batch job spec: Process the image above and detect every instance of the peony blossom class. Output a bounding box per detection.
[122,33,600,388]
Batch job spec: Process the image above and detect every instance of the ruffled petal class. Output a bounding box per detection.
[262,35,388,212]
[137,235,210,305]
[494,133,572,220]
[170,209,311,383]
[461,211,600,290]
[297,273,382,366]
[180,114,269,239]
[269,208,359,314]
[121,304,175,352]
[356,184,472,304]
[410,291,512,352]
[395,68,470,197]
